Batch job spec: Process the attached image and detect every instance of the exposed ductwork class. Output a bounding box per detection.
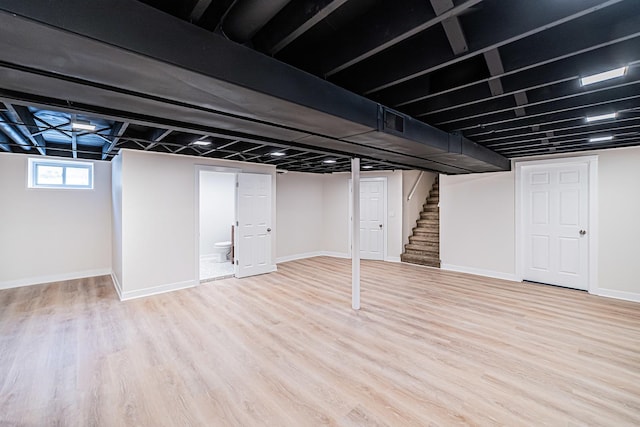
[0,0,509,174]
[0,112,31,151]
[0,132,10,152]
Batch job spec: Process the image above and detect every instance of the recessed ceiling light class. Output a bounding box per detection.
[71,122,96,131]
[580,66,628,86]
[270,151,286,157]
[586,112,617,123]
[589,135,614,143]
[323,159,336,164]
[362,165,374,169]
[192,140,211,146]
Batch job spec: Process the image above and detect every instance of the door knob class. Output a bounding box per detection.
[579,229,587,235]
[379,224,383,228]
[267,228,272,232]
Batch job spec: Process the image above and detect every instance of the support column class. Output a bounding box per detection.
[351,157,360,310]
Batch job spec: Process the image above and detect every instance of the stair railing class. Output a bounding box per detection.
[407,171,424,201]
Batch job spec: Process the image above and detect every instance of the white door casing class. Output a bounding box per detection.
[359,180,385,260]
[235,173,273,278]
[516,157,598,292]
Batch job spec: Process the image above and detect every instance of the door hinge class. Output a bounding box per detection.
[236,221,239,226]
[236,182,239,187]
[235,260,239,265]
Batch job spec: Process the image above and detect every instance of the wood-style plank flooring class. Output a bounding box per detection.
[1,257,639,426]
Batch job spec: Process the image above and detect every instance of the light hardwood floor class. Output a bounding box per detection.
[1,257,639,426]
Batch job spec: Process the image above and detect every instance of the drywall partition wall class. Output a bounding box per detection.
[440,146,640,301]
[596,147,640,300]
[117,149,276,299]
[321,170,404,261]
[111,153,123,294]
[0,152,112,289]
[276,172,324,262]
[440,171,516,280]
[402,170,436,247]
[199,171,235,256]
[322,173,351,257]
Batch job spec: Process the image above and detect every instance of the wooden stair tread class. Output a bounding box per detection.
[403,177,441,268]
[400,253,441,268]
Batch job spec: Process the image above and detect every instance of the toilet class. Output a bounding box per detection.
[212,241,232,263]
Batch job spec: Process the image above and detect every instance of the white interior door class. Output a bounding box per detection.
[359,179,385,260]
[235,173,272,278]
[522,163,589,290]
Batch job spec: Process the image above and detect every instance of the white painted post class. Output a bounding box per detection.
[351,157,361,310]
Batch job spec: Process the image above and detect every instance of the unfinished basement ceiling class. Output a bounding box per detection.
[0,0,638,172]
[0,102,396,172]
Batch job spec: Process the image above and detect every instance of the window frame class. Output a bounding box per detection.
[28,157,94,190]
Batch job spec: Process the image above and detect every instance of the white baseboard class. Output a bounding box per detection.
[441,263,519,282]
[592,288,640,303]
[111,273,123,300]
[276,251,324,264]
[0,268,112,290]
[385,256,401,263]
[120,279,197,301]
[321,251,351,259]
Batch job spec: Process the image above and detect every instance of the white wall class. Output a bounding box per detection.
[598,147,640,296]
[0,153,112,289]
[116,149,275,299]
[402,170,436,247]
[440,171,516,280]
[440,146,640,300]
[322,173,351,256]
[276,172,324,261]
[199,171,235,256]
[111,153,123,291]
[277,170,405,261]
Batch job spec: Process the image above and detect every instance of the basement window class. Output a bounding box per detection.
[28,158,94,189]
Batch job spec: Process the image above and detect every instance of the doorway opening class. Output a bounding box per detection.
[515,156,598,292]
[199,170,236,281]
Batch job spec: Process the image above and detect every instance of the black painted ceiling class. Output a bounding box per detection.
[1,0,639,171]
[142,0,640,156]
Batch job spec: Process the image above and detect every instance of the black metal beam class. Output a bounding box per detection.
[5,103,46,154]
[223,0,291,43]
[439,80,640,131]
[0,1,508,173]
[454,91,640,137]
[102,121,129,159]
[478,114,640,146]
[409,41,640,120]
[189,0,213,23]
[193,0,236,31]
[489,122,640,151]
[321,0,482,77]
[499,135,640,157]
[348,0,624,95]
[482,48,504,97]
[513,91,528,117]
[70,113,78,158]
[392,6,640,109]
[144,128,172,150]
[430,0,469,56]
[253,0,348,55]
[0,111,33,151]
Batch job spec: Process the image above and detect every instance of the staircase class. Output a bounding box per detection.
[401,176,440,268]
